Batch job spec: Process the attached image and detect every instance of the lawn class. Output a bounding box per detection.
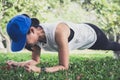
[0,50,120,80]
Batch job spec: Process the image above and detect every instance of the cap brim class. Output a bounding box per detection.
[11,35,26,52]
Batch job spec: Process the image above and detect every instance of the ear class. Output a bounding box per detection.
[29,26,35,34]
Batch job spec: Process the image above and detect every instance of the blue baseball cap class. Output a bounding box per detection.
[7,14,31,52]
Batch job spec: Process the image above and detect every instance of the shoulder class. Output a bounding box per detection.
[55,22,69,33]
[55,22,70,42]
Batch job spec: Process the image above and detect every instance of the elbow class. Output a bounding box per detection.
[63,65,69,70]
[32,58,40,63]
[60,64,69,70]
[36,61,40,64]
[35,60,40,63]
[65,66,69,70]
[34,60,40,65]
[32,59,40,64]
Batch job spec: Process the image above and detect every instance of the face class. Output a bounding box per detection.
[26,27,39,46]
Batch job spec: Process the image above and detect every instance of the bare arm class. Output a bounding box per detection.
[7,45,41,67]
[45,23,70,72]
[30,45,41,65]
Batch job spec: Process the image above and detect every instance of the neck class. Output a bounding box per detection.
[38,29,46,43]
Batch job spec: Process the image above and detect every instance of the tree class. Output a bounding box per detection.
[80,0,120,42]
[92,0,120,41]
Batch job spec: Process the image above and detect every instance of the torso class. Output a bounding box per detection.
[36,21,97,51]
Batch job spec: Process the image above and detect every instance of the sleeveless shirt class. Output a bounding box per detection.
[36,21,97,51]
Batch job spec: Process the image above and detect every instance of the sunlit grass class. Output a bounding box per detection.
[0,50,119,80]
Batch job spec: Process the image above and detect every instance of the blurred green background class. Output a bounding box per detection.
[0,0,120,52]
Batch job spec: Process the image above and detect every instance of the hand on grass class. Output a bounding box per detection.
[6,60,39,67]
[6,60,18,68]
[24,64,41,73]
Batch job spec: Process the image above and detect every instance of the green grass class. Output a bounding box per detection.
[0,50,120,80]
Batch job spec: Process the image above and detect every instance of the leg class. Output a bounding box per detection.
[86,23,120,59]
[105,41,120,59]
[105,41,120,51]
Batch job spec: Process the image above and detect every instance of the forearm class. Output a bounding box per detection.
[45,65,68,73]
[32,65,68,73]
[16,59,40,67]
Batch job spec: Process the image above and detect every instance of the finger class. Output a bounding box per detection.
[24,65,29,68]
[6,60,14,65]
[25,62,31,65]
[6,62,12,66]
[6,60,13,63]
[24,65,30,71]
[25,67,31,72]
[24,65,33,72]
[11,64,17,67]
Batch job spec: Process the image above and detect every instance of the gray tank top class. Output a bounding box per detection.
[36,21,97,51]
